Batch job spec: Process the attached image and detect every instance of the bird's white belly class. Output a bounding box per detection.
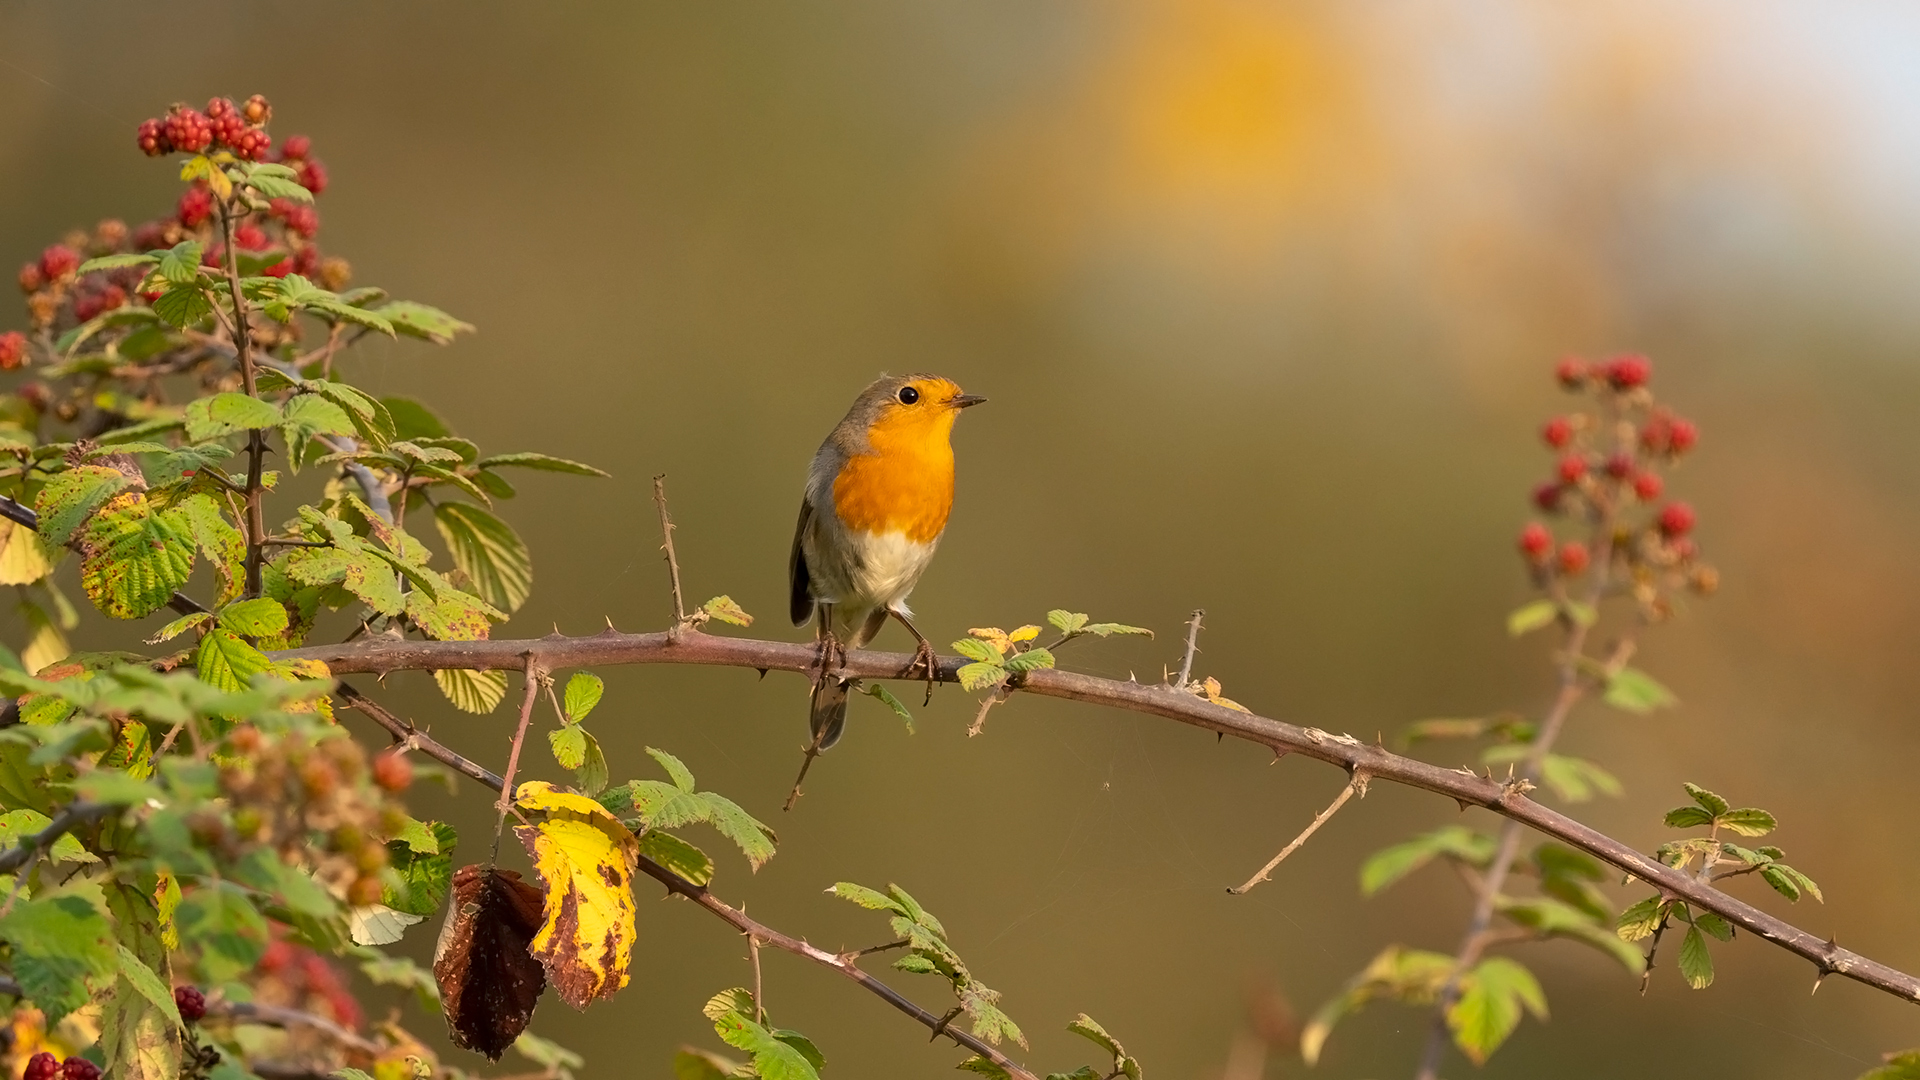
[843,529,938,612]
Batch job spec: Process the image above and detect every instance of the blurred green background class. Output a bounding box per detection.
[4,2,1920,1077]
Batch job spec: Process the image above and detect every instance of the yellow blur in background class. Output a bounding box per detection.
[3,2,1919,1077]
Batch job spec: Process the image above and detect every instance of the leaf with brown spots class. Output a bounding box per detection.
[432,865,548,1061]
[514,781,640,1009]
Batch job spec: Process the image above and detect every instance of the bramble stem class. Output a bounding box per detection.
[216,199,269,601]
[1228,773,1366,894]
[490,658,544,863]
[653,474,687,630]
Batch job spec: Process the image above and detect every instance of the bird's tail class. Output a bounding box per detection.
[809,677,851,750]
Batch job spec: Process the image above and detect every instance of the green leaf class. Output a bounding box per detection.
[1760,865,1802,902]
[247,170,312,203]
[1718,808,1777,837]
[563,671,604,722]
[217,597,291,638]
[549,725,588,769]
[35,464,137,546]
[1695,911,1735,941]
[0,889,117,1023]
[79,497,196,620]
[385,822,457,917]
[828,882,904,915]
[374,300,474,344]
[637,830,714,887]
[1858,1050,1920,1080]
[1783,865,1823,903]
[115,942,185,1028]
[1664,806,1715,829]
[280,394,358,471]
[152,285,213,329]
[701,595,753,626]
[285,546,406,617]
[1047,610,1089,634]
[433,502,533,613]
[953,638,1002,663]
[1079,621,1152,638]
[173,881,269,983]
[380,396,452,440]
[435,668,508,713]
[1677,924,1714,989]
[1616,896,1665,942]
[185,392,281,442]
[1447,957,1546,1064]
[1684,783,1730,816]
[648,746,698,792]
[194,629,276,692]
[1506,599,1558,636]
[1004,646,1055,673]
[863,683,914,733]
[675,1048,749,1080]
[474,452,609,477]
[1604,667,1678,713]
[711,1009,821,1080]
[957,662,1007,691]
[78,252,159,275]
[700,792,777,872]
[1360,826,1495,896]
[1537,754,1623,803]
[157,241,205,285]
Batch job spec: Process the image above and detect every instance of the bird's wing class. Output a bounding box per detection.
[789,498,815,627]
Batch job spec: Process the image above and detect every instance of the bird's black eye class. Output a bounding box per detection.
[897,386,919,405]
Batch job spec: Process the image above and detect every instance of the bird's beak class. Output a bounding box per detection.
[950,394,988,409]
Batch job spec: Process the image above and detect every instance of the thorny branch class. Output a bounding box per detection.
[215,199,269,601]
[653,474,687,631]
[1228,773,1367,895]
[270,628,1920,1008]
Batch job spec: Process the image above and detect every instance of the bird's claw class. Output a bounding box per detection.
[813,632,845,689]
[905,639,938,706]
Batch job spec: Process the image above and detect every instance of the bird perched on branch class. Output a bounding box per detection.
[789,374,985,750]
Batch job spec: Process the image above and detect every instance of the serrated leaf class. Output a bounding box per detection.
[157,241,205,285]
[217,597,290,638]
[1718,808,1777,837]
[184,392,281,441]
[1081,622,1152,638]
[700,792,777,871]
[1004,646,1055,673]
[78,252,160,275]
[1664,806,1715,829]
[144,611,212,644]
[1695,911,1735,941]
[675,1048,750,1080]
[1616,896,1665,942]
[381,396,452,440]
[957,662,1007,691]
[1604,667,1678,713]
[1538,754,1623,803]
[550,674,601,727]
[436,668,508,714]
[35,464,137,546]
[1047,609,1089,634]
[1066,1014,1125,1059]
[114,942,185,1029]
[152,285,213,329]
[648,746,698,792]
[474,452,609,477]
[376,300,474,344]
[1677,925,1714,989]
[247,171,312,203]
[828,882,904,914]
[431,502,532,612]
[514,782,639,1007]
[863,683,914,733]
[952,637,1002,663]
[79,496,196,620]
[1683,783,1730,816]
[1447,957,1546,1065]
[1761,865,1801,901]
[194,628,275,692]
[701,595,753,626]
[549,725,588,770]
[638,830,714,887]
[1783,865,1823,903]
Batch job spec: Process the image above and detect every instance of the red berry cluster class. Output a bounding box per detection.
[1518,355,1716,618]
[256,935,365,1034]
[174,983,208,1023]
[23,1052,101,1080]
[138,96,275,161]
[0,330,25,371]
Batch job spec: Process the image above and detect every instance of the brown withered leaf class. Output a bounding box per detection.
[432,864,547,1060]
[514,781,639,1009]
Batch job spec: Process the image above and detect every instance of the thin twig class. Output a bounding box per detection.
[653,474,687,630]
[1228,773,1367,894]
[783,721,831,812]
[268,628,1920,1008]
[1174,608,1204,688]
[492,658,544,863]
[212,998,383,1056]
[0,801,122,874]
[750,933,765,1024]
[215,199,269,601]
[337,684,503,789]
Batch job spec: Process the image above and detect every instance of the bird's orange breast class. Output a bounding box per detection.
[831,413,956,544]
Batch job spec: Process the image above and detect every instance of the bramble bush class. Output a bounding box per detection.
[0,95,1913,1080]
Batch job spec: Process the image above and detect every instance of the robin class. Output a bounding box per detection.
[789,373,985,750]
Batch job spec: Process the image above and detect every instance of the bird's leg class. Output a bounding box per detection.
[812,604,844,689]
[888,608,939,705]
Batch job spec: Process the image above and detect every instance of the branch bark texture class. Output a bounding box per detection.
[272,628,1920,1008]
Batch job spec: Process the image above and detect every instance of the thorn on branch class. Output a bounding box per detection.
[1228,772,1368,895]
[783,721,831,812]
[653,474,688,634]
[1173,608,1204,689]
[928,1005,965,1043]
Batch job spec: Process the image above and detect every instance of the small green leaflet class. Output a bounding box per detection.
[563,671,604,722]
[701,595,753,626]
[436,668,508,714]
[375,300,474,344]
[1360,826,1496,896]
[1506,599,1557,637]
[1446,956,1547,1064]
[1603,667,1677,713]
[863,683,914,733]
[609,748,777,870]
[115,943,185,1029]
[185,393,281,441]
[1677,924,1715,989]
[474,452,609,477]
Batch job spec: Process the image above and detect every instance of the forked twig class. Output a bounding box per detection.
[1228,773,1367,895]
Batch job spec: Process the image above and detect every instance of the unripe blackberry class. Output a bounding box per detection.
[1531,482,1561,513]
[263,257,294,279]
[0,331,26,371]
[298,756,339,798]
[163,105,213,154]
[24,1052,59,1080]
[284,204,320,238]
[232,127,272,162]
[1603,452,1634,479]
[93,219,128,250]
[174,984,208,1023]
[1540,416,1572,449]
[1606,354,1651,389]
[1557,541,1590,576]
[244,94,272,125]
[1632,471,1663,501]
[292,247,320,275]
[230,807,263,842]
[229,724,263,754]
[18,262,44,293]
[206,97,236,120]
[377,803,409,837]
[1689,565,1720,596]
[317,255,351,291]
[1554,356,1587,389]
[280,134,312,160]
[295,158,329,196]
[233,224,270,251]
[355,840,390,874]
[212,112,247,149]
[131,220,169,251]
[17,382,51,412]
[177,187,215,228]
[1669,537,1698,562]
[1668,418,1698,454]
[1657,502,1696,537]
[27,293,59,330]
[1518,522,1552,561]
[372,750,413,792]
[330,823,366,853]
[39,244,81,282]
[72,291,106,322]
[137,117,172,156]
[1556,454,1588,484]
[60,1058,101,1080]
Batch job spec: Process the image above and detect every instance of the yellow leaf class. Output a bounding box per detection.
[0,520,56,585]
[1007,625,1041,643]
[1203,676,1250,712]
[513,781,639,1008]
[968,626,1011,653]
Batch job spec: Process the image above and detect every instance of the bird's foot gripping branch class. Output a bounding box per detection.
[0,95,1915,1080]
